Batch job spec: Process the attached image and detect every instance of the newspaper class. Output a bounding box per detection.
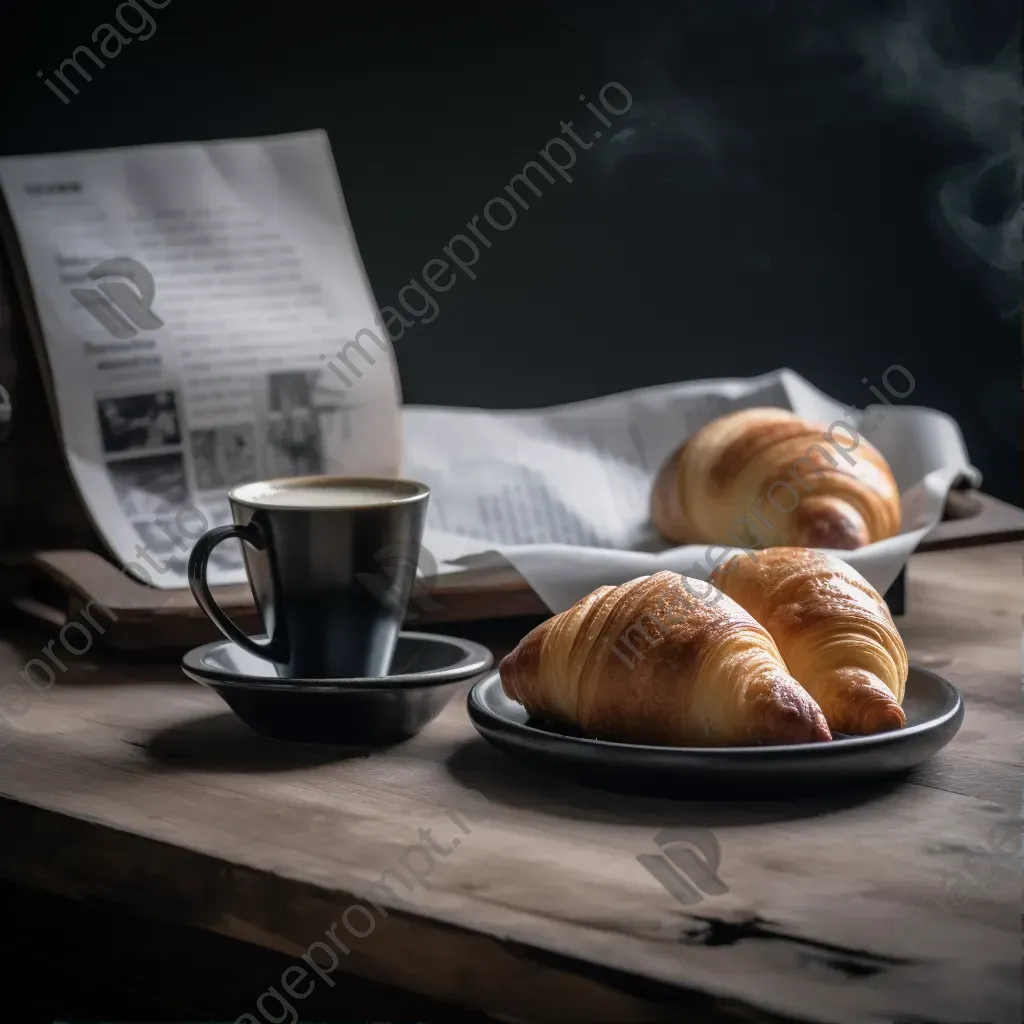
[0,131,401,587]
[405,368,978,611]
[0,131,975,608]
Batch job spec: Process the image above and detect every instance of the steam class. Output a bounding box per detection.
[601,1,1021,311]
[606,93,751,188]
[851,1,1021,305]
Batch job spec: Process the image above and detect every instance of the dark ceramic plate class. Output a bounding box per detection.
[467,665,963,794]
[182,631,492,744]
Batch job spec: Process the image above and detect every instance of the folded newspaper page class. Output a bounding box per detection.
[0,131,401,587]
[404,368,978,611]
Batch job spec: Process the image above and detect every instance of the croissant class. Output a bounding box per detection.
[710,547,907,734]
[651,407,900,550]
[499,571,832,747]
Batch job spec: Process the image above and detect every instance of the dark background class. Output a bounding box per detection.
[1,0,1019,503]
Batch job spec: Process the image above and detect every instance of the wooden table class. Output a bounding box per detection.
[0,543,1019,1023]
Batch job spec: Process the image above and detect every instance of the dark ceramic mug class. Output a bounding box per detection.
[187,475,430,679]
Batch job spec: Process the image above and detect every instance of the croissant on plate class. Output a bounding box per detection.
[710,547,908,734]
[651,407,900,550]
[499,570,832,747]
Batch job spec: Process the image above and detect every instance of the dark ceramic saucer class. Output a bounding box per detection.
[467,665,963,795]
[182,631,492,744]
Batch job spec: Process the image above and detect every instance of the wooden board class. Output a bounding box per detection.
[0,543,1019,1023]
[3,488,1023,651]
[0,549,545,651]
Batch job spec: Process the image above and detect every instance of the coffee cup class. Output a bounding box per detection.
[187,475,430,679]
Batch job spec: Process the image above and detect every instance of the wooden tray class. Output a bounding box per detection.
[2,488,1022,652]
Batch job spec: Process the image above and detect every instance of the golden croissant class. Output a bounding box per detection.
[651,407,900,550]
[499,570,832,747]
[710,547,907,734]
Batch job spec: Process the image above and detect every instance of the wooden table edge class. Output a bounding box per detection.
[0,792,804,1024]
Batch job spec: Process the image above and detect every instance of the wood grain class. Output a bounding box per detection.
[0,543,1019,1023]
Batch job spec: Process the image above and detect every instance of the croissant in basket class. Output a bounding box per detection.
[711,547,908,734]
[651,407,900,551]
[499,570,833,747]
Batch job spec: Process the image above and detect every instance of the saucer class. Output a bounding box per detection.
[468,664,963,795]
[182,631,492,744]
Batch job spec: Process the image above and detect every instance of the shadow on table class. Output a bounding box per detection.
[143,711,397,773]
[443,736,910,826]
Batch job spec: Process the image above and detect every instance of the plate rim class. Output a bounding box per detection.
[182,630,493,691]
[467,664,963,758]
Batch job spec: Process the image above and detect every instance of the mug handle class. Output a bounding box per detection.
[187,522,285,662]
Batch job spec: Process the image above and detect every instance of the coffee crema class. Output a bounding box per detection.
[232,480,424,509]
